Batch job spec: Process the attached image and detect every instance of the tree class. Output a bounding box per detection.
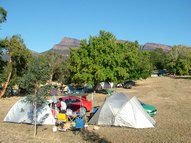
[41,51,65,83]
[0,35,32,97]
[0,7,7,23]
[67,31,129,88]
[150,48,167,70]
[66,30,152,88]
[122,41,140,79]
[20,56,50,136]
[166,45,191,75]
[136,51,153,79]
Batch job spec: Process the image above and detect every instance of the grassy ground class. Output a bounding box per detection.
[0,76,191,143]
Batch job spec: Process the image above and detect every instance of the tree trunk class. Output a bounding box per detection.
[33,101,37,137]
[93,80,98,93]
[33,88,37,137]
[49,73,53,84]
[0,58,12,98]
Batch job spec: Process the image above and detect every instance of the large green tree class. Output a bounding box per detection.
[66,30,151,88]
[67,31,129,87]
[0,35,32,97]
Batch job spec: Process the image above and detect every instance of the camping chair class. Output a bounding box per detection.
[75,117,85,129]
[72,116,85,135]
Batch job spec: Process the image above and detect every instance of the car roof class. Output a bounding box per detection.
[62,96,86,100]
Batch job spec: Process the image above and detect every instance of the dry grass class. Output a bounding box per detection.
[0,77,191,143]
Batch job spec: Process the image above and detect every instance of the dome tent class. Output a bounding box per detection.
[89,92,156,128]
[4,97,55,125]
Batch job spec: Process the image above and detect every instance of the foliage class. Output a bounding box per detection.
[0,35,32,97]
[150,48,167,70]
[136,51,153,79]
[166,45,191,75]
[41,51,65,83]
[66,30,152,87]
[67,31,126,86]
[23,85,49,106]
[19,56,50,137]
[0,7,7,23]
[19,56,49,94]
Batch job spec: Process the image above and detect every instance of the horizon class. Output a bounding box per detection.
[0,0,191,53]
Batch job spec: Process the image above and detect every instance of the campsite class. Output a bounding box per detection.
[0,76,191,143]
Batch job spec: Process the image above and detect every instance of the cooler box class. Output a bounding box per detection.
[75,118,85,129]
[57,113,68,122]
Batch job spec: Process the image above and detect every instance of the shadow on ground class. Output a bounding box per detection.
[174,76,191,80]
[73,129,111,143]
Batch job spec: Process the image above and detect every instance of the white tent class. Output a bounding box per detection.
[4,97,55,125]
[96,82,114,90]
[89,92,156,128]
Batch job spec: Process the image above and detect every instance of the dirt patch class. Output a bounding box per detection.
[0,77,191,143]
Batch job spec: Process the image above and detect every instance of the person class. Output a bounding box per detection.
[60,100,67,113]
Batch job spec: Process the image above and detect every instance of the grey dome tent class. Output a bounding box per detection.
[4,97,55,125]
[89,92,156,128]
[96,82,114,90]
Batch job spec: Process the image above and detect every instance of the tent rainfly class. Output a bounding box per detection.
[89,92,156,128]
[4,97,55,125]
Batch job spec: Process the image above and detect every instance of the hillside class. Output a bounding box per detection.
[44,37,81,57]
[41,37,172,56]
[142,43,172,52]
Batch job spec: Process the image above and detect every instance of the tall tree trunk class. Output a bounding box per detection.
[0,58,12,98]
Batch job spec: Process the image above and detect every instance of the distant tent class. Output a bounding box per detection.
[4,97,55,125]
[89,92,156,128]
[96,82,114,90]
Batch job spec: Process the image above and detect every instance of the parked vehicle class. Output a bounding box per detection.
[67,85,87,94]
[59,96,92,113]
[122,80,135,89]
[140,101,157,117]
[116,83,123,88]
[93,101,157,117]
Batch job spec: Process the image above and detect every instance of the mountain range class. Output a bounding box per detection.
[40,37,172,56]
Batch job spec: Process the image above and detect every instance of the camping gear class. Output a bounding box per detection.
[52,126,58,132]
[89,92,156,128]
[93,106,99,114]
[57,113,68,122]
[75,117,85,129]
[4,97,56,125]
[51,109,56,118]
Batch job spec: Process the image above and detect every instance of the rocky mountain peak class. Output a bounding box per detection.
[142,43,172,52]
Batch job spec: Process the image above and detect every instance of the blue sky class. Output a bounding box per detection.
[0,0,190,53]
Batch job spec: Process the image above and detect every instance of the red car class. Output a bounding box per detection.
[58,96,92,113]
